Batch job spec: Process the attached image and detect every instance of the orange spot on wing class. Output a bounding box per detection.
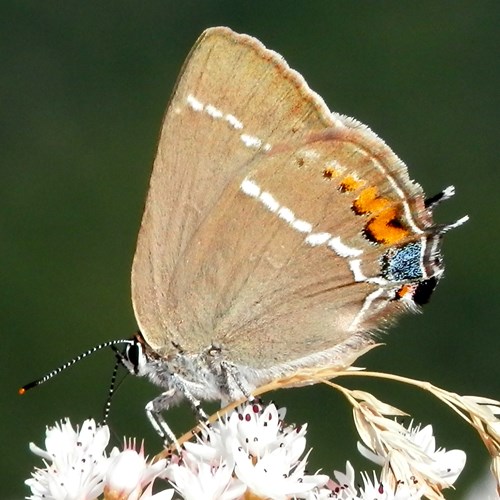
[365,206,409,244]
[353,186,410,245]
[323,166,339,179]
[353,187,390,214]
[339,175,364,192]
[396,284,415,299]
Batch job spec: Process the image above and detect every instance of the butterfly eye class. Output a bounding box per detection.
[124,342,142,374]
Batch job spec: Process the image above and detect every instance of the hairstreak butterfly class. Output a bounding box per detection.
[22,26,467,441]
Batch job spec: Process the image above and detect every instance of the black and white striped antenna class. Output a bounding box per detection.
[18,339,133,395]
[102,348,127,424]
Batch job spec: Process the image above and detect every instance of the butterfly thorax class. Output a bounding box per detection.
[125,333,239,405]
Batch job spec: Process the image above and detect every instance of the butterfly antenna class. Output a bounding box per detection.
[102,346,129,424]
[19,339,134,395]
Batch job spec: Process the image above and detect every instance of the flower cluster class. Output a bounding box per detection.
[25,419,168,500]
[25,400,468,500]
[165,402,327,499]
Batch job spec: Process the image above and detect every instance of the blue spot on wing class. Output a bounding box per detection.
[382,242,423,282]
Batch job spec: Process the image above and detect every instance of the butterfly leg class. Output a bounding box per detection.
[171,372,210,423]
[145,390,180,446]
[220,360,254,402]
[145,373,211,445]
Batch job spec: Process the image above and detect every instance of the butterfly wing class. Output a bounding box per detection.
[131,27,434,368]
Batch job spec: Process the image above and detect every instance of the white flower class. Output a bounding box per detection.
[234,446,326,499]
[25,418,110,500]
[104,439,172,500]
[328,460,359,499]
[166,456,245,500]
[165,401,328,499]
[358,420,466,491]
[358,469,422,499]
[184,401,291,464]
[25,419,174,500]
[325,462,422,500]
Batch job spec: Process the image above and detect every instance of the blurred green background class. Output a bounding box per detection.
[2,2,499,498]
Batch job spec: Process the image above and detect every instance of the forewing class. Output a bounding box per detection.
[132,27,335,352]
